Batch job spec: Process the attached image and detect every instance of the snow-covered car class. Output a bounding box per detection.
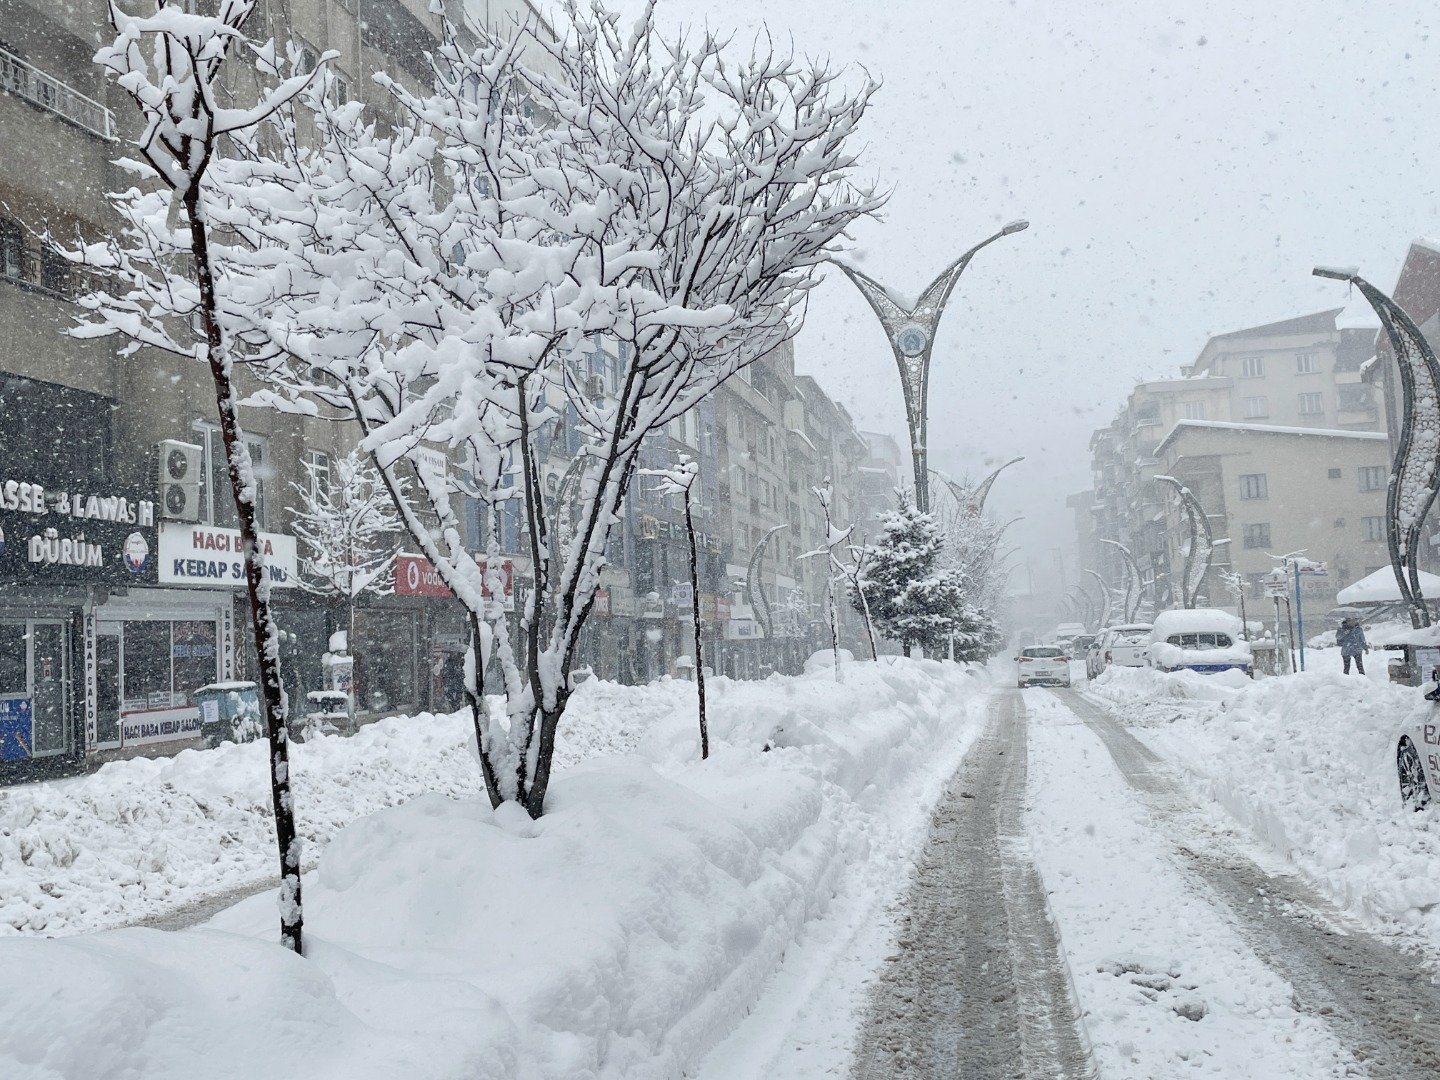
[1146,609,1251,676]
[1053,622,1086,649]
[1095,623,1152,677]
[1017,646,1072,688]
[1085,631,1110,679]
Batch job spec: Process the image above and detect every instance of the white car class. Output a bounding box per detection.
[1017,645,1072,688]
[1089,623,1152,678]
[1147,609,1252,676]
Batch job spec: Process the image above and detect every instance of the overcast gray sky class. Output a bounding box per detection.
[609,0,1440,596]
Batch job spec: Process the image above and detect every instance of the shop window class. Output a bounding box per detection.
[354,610,416,712]
[121,620,218,711]
[0,373,115,488]
[0,216,26,282]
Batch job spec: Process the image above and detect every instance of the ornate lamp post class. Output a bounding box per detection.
[1099,538,1147,623]
[1314,267,1440,629]
[1155,475,1228,609]
[837,221,1029,513]
[1083,569,1113,629]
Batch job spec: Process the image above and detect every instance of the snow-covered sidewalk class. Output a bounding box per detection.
[1085,660,1440,952]
[0,659,990,1080]
[0,679,691,936]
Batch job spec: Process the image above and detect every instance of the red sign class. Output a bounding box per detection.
[395,554,515,605]
[593,589,610,616]
[396,553,453,597]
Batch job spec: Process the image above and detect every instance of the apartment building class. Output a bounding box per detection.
[1154,421,1390,611]
[1082,308,1384,612]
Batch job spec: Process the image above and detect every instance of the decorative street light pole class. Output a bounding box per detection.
[1315,267,1440,629]
[1155,475,1229,609]
[1099,538,1147,623]
[836,220,1029,514]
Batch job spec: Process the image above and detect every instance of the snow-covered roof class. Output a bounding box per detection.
[1336,566,1440,605]
[1155,419,1389,454]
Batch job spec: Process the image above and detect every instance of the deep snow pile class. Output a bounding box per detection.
[1086,662,1440,947]
[0,659,987,1080]
[0,680,693,936]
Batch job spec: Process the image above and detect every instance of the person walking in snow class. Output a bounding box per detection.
[1338,616,1368,675]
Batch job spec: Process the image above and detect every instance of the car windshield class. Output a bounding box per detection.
[1022,648,1064,658]
[1114,630,1149,645]
[1165,632,1233,650]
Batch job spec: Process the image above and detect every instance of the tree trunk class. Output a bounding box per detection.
[684,490,709,758]
[187,189,304,956]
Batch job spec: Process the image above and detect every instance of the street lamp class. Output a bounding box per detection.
[836,220,1028,514]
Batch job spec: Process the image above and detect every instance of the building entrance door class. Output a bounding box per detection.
[0,620,71,759]
[29,621,69,757]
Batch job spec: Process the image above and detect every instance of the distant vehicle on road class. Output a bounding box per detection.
[1088,624,1152,678]
[1053,622,1086,648]
[1016,645,1072,688]
[1147,609,1251,676]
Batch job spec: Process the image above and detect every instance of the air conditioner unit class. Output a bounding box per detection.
[639,515,658,540]
[157,439,202,521]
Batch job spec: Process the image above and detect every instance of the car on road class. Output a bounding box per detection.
[1016,645,1072,688]
[1146,609,1252,676]
[1053,623,1087,650]
[1087,623,1152,678]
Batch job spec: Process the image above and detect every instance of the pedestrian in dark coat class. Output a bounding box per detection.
[1337,617,1368,675]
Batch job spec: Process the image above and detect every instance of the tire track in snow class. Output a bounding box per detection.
[849,692,1092,1079]
[1059,688,1440,1080]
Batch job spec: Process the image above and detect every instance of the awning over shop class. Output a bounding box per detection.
[1335,566,1440,605]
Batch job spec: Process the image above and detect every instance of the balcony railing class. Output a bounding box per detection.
[0,45,116,141]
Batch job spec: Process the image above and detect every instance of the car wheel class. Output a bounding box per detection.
[1398,738,1432,812]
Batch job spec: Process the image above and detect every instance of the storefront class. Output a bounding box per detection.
[0,479,163,780]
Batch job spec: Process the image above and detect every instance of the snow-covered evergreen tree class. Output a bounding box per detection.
[852,493,996,658]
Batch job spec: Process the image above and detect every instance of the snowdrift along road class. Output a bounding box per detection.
[0,660,989,1080]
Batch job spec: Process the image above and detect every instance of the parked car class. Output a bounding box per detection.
[1147,609,1251,676]
[1053,622,1086,649]
[1016,645,1072,688]
[1089,623,1152,678]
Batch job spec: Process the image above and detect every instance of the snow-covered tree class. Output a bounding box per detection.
[289,450,401,645]
[852,494,977,657]
[221,3,881,817]
[641,457,708,758]
[802,479,853,680]
[62,0,325,955]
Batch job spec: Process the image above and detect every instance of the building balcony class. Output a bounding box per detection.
[0,44,116,141]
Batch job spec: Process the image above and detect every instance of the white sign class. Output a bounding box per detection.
[158,523,297,588]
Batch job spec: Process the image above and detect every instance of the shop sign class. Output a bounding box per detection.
[0,480,159,585]
[83,613,97,752]
[394,552,515,611]
[121,703,201,747]
[0,696,33,762]
[700,594,717,621]
[593,589,610,616]
[158,523,297,588]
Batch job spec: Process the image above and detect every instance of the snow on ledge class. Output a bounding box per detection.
[1156,418,1389,454]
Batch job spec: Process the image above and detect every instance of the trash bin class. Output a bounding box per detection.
[195,681,262,748]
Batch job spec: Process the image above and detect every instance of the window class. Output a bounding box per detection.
[307,450,331,502]
[1166,632,1234,650]
[1241,355,1265,378]
[1180,402,1206,420]
[1295,352,1318,374]
[1298,392,1325,415]
[1328,468,1343,479]
[195,423,269,529]
[295,38,320,76]
[1239,473,1267,500]
[1334,517,1346,528]
[119,621,216,710]
[0,217,26,281]
[1242,523,1271,549]
[1243,396,1269,419]
[1362,516,1386,542]
[1358,465,1385,492]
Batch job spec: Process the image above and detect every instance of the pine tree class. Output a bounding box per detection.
[852,494,971,657]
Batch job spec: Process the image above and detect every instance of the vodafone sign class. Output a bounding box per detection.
[396,553,453,598]
[395,553,514,610]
